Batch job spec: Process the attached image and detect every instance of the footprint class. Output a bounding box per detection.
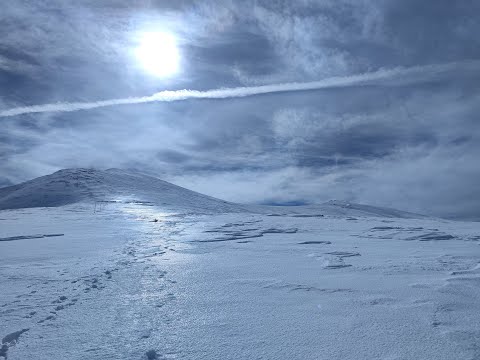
[37,315,55,323]
[367,297,397,306]
[140,329,152,339]
[145,349,159,360]
[1,328,29,359]
[2,329,29,345]
[24,311,36,318]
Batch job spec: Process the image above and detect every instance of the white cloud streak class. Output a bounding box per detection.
[0,61,475,118]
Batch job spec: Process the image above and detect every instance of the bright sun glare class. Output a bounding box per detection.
[135,32,180,78]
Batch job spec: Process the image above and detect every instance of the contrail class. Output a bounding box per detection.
[0,61,474,118]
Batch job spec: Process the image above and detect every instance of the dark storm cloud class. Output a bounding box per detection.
[1,0,480,218]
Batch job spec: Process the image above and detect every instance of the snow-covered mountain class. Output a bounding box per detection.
[0,168,243,213]
[0,168,426,218]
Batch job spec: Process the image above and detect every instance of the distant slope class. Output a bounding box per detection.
[319,200,428,218]
[250,200,428,219]
[0,168,244,213]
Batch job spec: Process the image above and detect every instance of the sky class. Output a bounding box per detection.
[1,0,480,219]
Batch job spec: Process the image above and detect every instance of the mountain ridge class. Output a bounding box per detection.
[0,168,427,218]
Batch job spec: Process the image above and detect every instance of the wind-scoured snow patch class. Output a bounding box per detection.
[262,281,353,294]
[358,226,458,242]
[298,240,332,245]
[197,220,298,242]
[0,234,64,242]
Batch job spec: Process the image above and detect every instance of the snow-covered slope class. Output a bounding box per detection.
[2,169,480,360]
[304,200,427,219]
[0,168,243,213]
[250,200,428,219]
[0,168,427,219]
[1,204,480,360]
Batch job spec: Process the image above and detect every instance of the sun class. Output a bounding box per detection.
[134,31,180,78]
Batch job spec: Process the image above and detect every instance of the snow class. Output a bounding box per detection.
[0,168,244,213]
[1,169,480,359]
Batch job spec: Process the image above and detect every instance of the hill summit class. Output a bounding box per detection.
[0,168,242,213]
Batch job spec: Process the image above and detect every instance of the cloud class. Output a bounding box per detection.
[2,80,480,219]
[167,86,480,219]
[172,143,480,220]
[1,60,477,118]
[1,1,480,220]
